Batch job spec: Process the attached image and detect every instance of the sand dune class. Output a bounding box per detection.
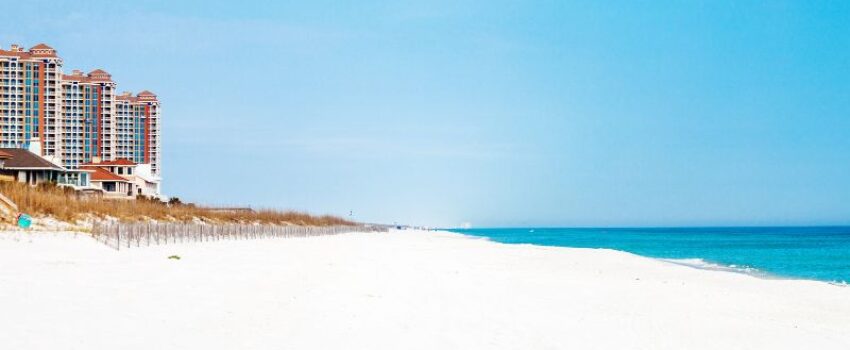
[0,230,848,349]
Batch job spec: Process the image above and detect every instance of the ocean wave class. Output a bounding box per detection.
[646,257,849,286]
[660,258,769,277]
[440,231,495,242]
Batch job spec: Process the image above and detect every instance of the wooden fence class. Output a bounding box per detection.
[91,222,388,250]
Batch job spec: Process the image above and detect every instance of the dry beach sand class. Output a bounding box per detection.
[0,230,848,349]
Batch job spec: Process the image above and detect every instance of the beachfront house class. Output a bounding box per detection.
[133,163,162,198]
[81,158,161,199]
[0,148,91,188]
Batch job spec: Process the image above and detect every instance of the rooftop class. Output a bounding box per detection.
[89,167,130,182]
[62,68,113,83]
[0,148,63,170]
[137,90,158,101]
[30,43,54,50]
[0,43,58,59]
[117,91,159,103]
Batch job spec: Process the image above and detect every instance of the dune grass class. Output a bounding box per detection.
[0,181,355,226]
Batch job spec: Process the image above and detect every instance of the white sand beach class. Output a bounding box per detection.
[0,229,848,349]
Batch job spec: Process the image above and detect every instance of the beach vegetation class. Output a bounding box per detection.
[0,181,354,226]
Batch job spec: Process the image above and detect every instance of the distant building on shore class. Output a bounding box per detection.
[0,43,161,197]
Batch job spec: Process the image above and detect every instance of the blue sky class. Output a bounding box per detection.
[3,1,849,227]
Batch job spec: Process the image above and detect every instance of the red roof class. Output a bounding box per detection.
[0,151,11,159]
[61,68,113,83]
[0,43,58,58]
[88,69,112,80]
[81,159,136,167]
[117,91,159,103]
[30,43,54,50]
[62,74,91,82]
[89,167,129,182]
[0,49,32,59]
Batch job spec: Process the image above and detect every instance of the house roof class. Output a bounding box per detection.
[137,90,156,97]
[81,158,136,166]
[0,151,12,159]
[30,43,54,50]
[89,167,130,182]
[0,148,63,170]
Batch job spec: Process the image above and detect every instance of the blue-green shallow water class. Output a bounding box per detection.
[447,227,850,284]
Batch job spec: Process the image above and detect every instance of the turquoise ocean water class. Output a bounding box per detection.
[448,227,850,284]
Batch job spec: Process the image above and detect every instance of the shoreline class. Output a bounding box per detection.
[5,228,847,286]
[1,229,849,349]
[462,234,836,284]
[447,227,850,286]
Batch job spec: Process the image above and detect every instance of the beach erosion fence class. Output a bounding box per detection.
[91,222,389,250]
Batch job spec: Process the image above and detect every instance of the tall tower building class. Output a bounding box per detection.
[114,91,160,176]
[137,90,160,177]
[60,69,116,169]
[0,44,63,157]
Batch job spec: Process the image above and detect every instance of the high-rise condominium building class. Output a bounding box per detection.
[60,69,116,169]
[0,44,62,156]
[0,43,161,179]
[115,90,161,176]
